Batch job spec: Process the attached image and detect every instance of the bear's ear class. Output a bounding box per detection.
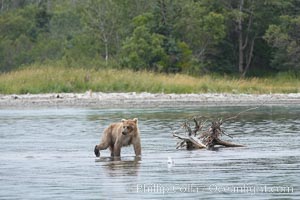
[133,118,138,123]
[121,119,126,123]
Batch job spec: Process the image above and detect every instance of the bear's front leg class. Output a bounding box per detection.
[109,145,114,157]
[94,145,100,157]
[113,145,121,157]
[133,141,141,156]
[94,141,109,157]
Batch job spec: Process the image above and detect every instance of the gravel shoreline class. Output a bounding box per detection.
[1,92,300,108]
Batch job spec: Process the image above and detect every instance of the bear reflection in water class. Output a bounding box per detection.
[96,156,141,177]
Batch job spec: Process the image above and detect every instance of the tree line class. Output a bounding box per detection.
[0,0,299,77]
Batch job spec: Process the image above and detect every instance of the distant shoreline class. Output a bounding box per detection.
[1,92,300,108]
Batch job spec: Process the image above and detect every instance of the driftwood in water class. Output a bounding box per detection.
[172,113,249,150]
[173,133,206,149]
[173,119,244,150]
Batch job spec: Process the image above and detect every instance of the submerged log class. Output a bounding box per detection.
[214,138,245,147]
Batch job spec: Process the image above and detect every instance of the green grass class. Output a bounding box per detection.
[0,65,299,94]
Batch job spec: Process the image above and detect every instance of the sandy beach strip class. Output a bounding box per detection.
[0,92,300,108]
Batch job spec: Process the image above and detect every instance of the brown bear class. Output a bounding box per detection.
[94,118,141,157]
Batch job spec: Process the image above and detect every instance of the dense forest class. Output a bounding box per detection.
[0,0,299,77]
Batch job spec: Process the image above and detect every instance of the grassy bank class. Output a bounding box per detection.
[0,65,299,94]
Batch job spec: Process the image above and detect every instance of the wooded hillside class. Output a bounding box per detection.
[0,0,299,77]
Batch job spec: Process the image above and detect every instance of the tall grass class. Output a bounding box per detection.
[0,65,299,94]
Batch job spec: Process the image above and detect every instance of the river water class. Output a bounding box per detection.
[0,106,299,199]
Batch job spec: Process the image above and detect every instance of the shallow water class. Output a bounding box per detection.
[0,106,299,199]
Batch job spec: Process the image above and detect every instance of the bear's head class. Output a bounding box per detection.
[121,118,138,136]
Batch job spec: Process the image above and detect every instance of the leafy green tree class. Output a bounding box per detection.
[49,1,90,66]
[121,13,167,71]
[153,0,195,73]
[0,5,37,71]
[175,1,225,73]
[264,15,300,71]
[201,0,293,76]
[0,5,36,40]
[82,0,121,65]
